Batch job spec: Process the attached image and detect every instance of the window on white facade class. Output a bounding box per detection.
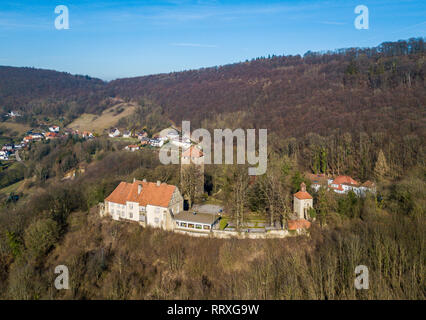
[129,212,133,219]
[154,217,159,224]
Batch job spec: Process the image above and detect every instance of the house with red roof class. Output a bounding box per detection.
[49,125,60,133]
[181,145,204,165]
[288,219,311,231]
[82,131,94,139]
[102,179,183,230]
[124,144,139,152]
[45,132,59,140]
[329,175,376,196]
[307,173,376,196]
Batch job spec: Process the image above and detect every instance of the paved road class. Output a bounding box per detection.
[15,150,22,162]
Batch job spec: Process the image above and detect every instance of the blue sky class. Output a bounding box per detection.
[0,0,425,80]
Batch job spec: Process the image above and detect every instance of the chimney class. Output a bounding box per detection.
[138,184,142,195]
[143,178,147,182]
[133,177,136,183]
[157,180,161,186]
[301,182,306,192]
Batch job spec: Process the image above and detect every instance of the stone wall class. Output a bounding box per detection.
[174,228,293,239]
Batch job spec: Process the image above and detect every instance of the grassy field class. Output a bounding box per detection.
[67,102,137,134]
[0,179,24,194]
[0,122,31,136]
[110,137,139,143]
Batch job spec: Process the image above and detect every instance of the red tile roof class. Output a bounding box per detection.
[182,146,203,158]
[361,180,375,188]
[105,180,176,208]
[45,132,58,138]
[288,219,311,230]
[332,175,358,186]
[294,191,313,200]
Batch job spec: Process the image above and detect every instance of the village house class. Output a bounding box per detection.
[140,137,150,146]
[0,150,11,160]
[122,130,131,138]
[30,133,44,140]
[308,173,376,196]
[181,145,204,166]
[125,144,139,152]
[49,125,60,133]
[108,128,121,138]
[166,130,179,141]
[137,131,148,140]
[82,131,94,139]
[6,111,22,118]
[149,138,164,147]
[2,144,14,151]
[45,132,59,140]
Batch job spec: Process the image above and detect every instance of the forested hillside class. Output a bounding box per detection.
[0,67,108,121]
[1,38,424,138]
[1,38,424,180]
[108,38,425,180]
[109,38,425,138]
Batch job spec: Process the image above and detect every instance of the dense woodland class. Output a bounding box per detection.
[0,67,110,124]
[110,38,425,137]
[0,38,424,299]
[0,136,423,299]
